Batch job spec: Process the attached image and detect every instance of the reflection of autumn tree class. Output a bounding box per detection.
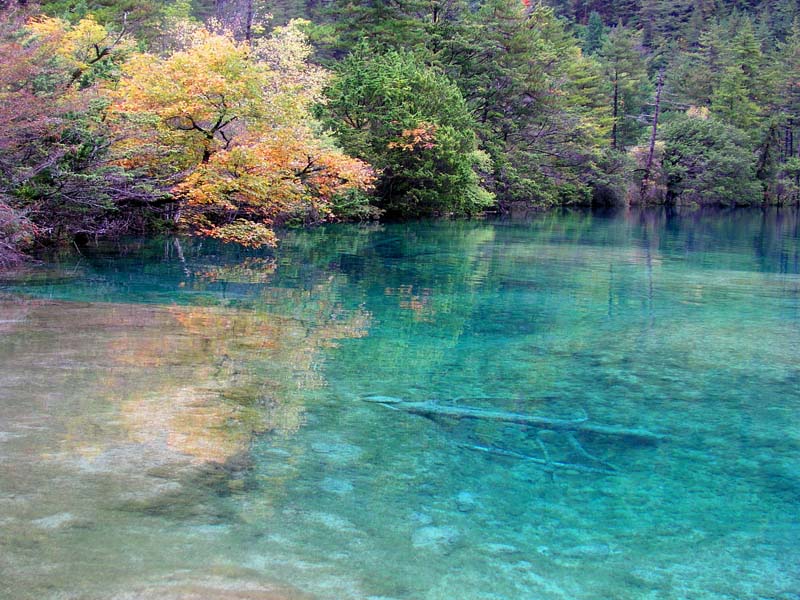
[22,273,370,465]
[191,257,277,284]
[383,285,437,323]
[109,292,369,463]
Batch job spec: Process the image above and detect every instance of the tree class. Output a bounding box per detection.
[660,112,762,205]
[773,18,800,164]
[582,11,606,55]
[451,1,612,205]
[314,0,472,63]
[0,11,152,260]
[668,22,725,109]
[110,21,373,246]
[710,17,772,134]
[711,65,762,131]
[639,0,695,49]
[320,45,492,217]
[598,24,650,150]
[26,13,134,87]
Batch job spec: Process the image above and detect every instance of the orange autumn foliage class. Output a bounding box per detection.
[109,21,374,247]
[388,123,438,152]
[175,135,375,247]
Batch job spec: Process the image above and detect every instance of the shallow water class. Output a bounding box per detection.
[1,208,799,599]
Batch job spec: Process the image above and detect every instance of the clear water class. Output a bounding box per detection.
[1,208,799,600]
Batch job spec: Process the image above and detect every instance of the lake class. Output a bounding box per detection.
[1,207,798,599]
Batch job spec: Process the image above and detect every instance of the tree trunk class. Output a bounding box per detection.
[244,0,254,42]
[611,74,619,151]
[640,69,665,201]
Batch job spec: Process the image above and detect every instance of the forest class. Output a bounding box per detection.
[2,0,800,264]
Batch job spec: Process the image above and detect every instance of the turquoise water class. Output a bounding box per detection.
[0,208,798,599]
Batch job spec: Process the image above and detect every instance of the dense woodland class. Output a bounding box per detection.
[2,0,800,264]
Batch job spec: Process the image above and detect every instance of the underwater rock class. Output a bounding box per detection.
[411,525,460,550]
[559,543,612,559]
[31,512,82,529]
[116,479,231,523]
[304,511,361,534]
[455,491,478,512]
[626,566,669,588]
[309,439,363,464]
[261,447,292,458]
[410,511,433,526]
[117,481,184,507]
[80,444,185,473]
[320,477,354,495]
[481,543,519,556]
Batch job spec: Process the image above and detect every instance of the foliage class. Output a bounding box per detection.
[598,25,650,150]
[660,113,763,206]
[457,2,613,205]
[0,10,154,256]
[110,21,373,246]
[5,0,800,262]
[320,45,492,217]
[582,11,606,55]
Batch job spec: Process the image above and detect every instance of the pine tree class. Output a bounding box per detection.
[599,25,651,150]
[317,0,470,58]
[670,24,725,107]
[457,1,611,203]
[711,17,770,132]
[639,0,694,49]
[711,65,761,130]
[583,11,606,55]
[773,18,800,159]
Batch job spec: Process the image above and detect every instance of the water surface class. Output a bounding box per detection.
[1,208,799,599]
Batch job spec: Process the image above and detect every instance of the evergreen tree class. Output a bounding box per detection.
[320,45,492,217]
[639,0,694,49]
[598,25,650,150]
[776,19,800,157]
[316,0,470,59]
[711,65,762,130]
[711,18,769,132]
[457,1,611,204]
[582,11,606,55]
[669,24,726,108]
[661,112,762,205]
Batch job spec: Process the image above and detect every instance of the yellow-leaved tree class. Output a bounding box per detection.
[109,20,373,247]
[27,15,134,86]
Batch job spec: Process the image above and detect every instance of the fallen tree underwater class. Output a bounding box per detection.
[361,396,669,444]
[362,395,670,476]
[462,443,618,476]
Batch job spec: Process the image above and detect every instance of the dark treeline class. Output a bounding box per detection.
[1,0,800,264]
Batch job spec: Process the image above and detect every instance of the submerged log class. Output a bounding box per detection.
[362,396,669,444]
[462,443,618,476]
